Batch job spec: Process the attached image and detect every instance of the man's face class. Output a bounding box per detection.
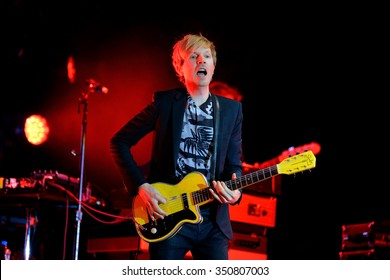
[180,47,215,87]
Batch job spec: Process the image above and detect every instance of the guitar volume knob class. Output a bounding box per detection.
[151,228,157,234]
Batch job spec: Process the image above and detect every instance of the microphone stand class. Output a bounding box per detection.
[73,83,94,260]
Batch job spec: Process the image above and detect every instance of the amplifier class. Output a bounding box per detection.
[229,194,277,227]
[230,232,267,253]
[230,221,268,260]
[341,222,375,251]
[340,220,390,260]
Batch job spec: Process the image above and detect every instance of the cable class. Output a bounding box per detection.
[46,181,134,225]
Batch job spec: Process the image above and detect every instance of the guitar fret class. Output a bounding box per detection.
[230,180,235,189]
[198,189,205,203]
[192,188,212,205]
[237,178,243,189]
[192,191,199,204]
[246,174,253,185]
[256,170,260,181]
[264,168,270,179]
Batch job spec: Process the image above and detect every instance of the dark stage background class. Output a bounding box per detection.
[1,1,387,259]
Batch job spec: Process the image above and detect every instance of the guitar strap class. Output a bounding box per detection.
[211,94,220,181]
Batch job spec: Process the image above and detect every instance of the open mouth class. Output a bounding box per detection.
[197,70,207,76]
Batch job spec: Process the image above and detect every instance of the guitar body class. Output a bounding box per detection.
[132,172,212,243]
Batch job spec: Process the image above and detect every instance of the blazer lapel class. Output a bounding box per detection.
[172,92,187,167]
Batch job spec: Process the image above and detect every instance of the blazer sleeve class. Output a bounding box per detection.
[109,97,158,195]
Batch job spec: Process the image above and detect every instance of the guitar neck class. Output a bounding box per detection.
[191,164,279,206]
[191,150,316,206]
[225,164,278,191]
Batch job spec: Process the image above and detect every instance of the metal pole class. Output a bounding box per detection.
[73,90,88,260]
[73,79,107,260]
[24,208,32,260]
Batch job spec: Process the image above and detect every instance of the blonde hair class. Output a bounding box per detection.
[172,33,217,84]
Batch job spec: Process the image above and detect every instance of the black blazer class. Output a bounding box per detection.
[110,88,243,239]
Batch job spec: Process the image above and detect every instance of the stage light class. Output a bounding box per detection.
[67,56,76,84]
[24,114,50,145]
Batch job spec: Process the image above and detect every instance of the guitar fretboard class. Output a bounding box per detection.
[192,188,213,205]
[191,164,279,205]
[226,165,279,191]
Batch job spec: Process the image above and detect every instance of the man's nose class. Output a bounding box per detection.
[197,57,205,64]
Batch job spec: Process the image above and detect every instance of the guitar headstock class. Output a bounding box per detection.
[277,150,316,175]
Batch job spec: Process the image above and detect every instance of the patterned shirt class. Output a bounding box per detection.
[175,94,214,183]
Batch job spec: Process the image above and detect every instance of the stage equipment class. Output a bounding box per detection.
[0,172,110,259]
[24,114,50,145]
[229,194,277,227]
[73,79,108,260]
[339,220,390,259]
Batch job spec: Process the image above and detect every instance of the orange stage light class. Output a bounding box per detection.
[24,114,50,145]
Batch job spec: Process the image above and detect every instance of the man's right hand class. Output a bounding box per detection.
[138,183,168,220]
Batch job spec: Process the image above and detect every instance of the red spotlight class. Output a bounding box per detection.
[67,56,76,84]
[24,114,50,145]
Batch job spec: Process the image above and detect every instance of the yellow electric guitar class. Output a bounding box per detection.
[132,150,316,243]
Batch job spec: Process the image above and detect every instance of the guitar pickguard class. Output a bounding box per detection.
[137,209,199,241]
